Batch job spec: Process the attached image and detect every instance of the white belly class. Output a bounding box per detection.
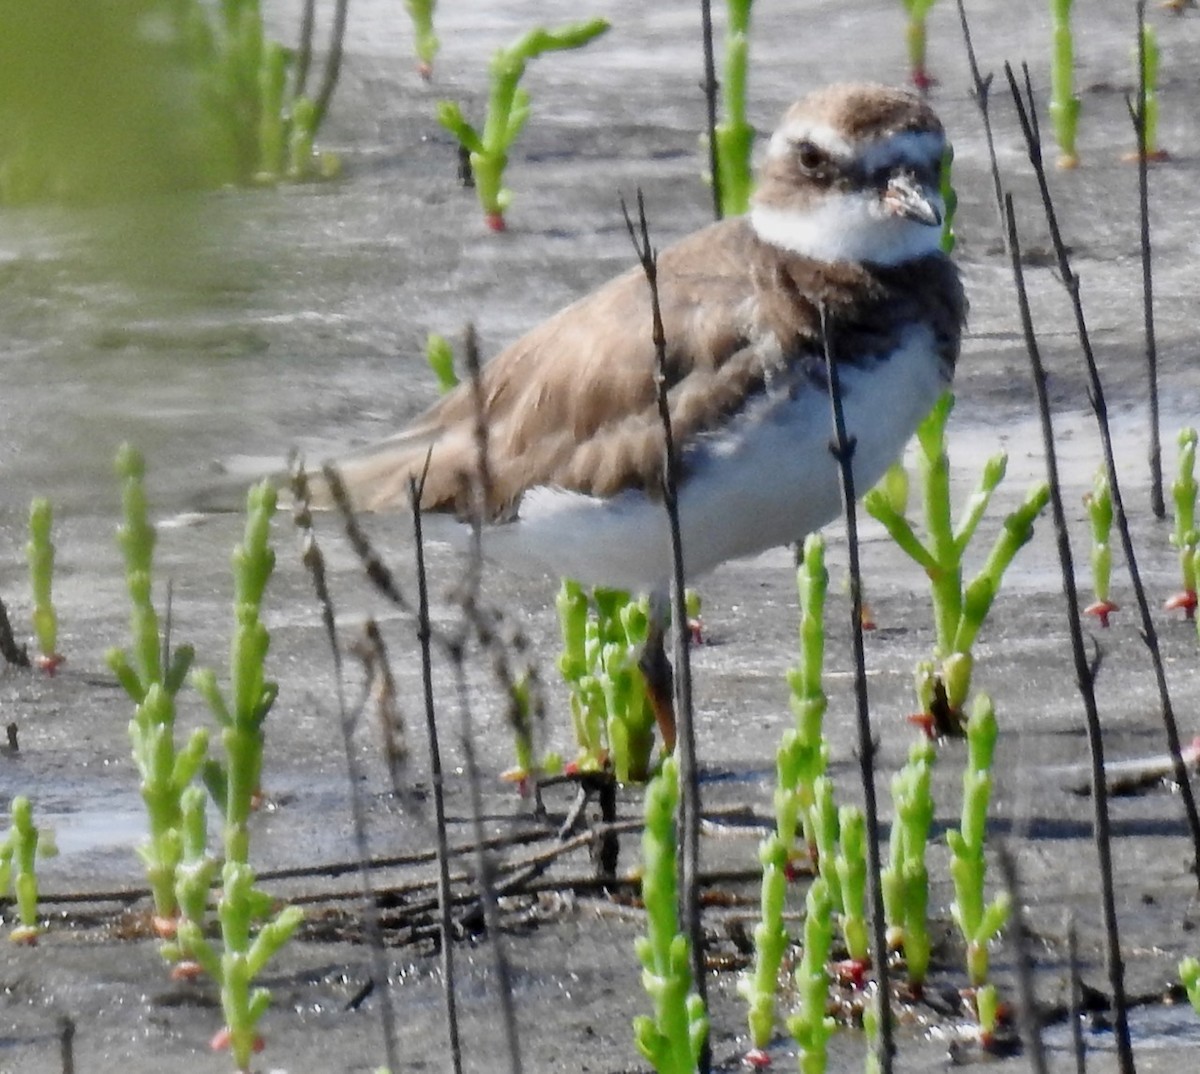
[482,326,948,592]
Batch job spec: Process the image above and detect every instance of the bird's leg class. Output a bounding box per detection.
[638,596,676,753]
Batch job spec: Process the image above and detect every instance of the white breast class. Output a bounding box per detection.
[481,325,949,593]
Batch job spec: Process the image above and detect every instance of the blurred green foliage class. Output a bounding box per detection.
[0,0,333,206]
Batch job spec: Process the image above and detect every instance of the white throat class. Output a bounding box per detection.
[750,191,945,266]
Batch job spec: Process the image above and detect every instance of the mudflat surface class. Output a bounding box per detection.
[3,1,1200,1072]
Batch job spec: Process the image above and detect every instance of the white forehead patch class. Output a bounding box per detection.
[767,122,853,161]
[750,189,946,266]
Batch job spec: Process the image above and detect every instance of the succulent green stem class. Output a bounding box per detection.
[786,878,837,1074]
[1137,24,1161,157]
[177,862,303,1070]
[405,0,440,75]
[946,694,1010,1009]
[864,394,1048,722]
[882,739,936,987]
[437,18,610,228]
[1181,956,1200,1014]
[633,756,709,1073]
[835,806,870,964]
[739,535,831,1050]
[109,445,203,930]
[901,0,941,88]
[426,332,460,392]
[26,498,60,666]
[1049,0,1081,167]
[193,480,279,867]
[939,144,957,254]
[713,0,755,215]
[556,583,656,781]
[1170,428,1198,614]
[1,796,57,942]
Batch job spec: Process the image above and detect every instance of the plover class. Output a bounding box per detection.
[326,83,965,744]
[331,83,964,586]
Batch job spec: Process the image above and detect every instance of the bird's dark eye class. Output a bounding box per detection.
[795,140,825,170]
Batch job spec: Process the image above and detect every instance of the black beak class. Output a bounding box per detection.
[883,169,942,227]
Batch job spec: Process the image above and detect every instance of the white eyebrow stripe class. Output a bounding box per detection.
[768,122,853,161]
[767,125,945,172]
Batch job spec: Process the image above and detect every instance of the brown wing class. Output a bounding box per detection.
[326,220,964,517]
[329,218,768,515]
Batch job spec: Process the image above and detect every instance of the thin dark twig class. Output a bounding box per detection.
[953,0,1006,240]
[1006,63,1200,890]
[452,337,524,1074]
[1067,913,1088,1074]
[163,579,173,674]
[290,459,401,1074]
[354,620,407,790]
[1002,194,1135,1074]
[0,593,30,667]
[455,324,492,632]
[699,0,723,220]
[1126,1,1164,518]
[58,1014,74,1074]
[622,189,710,1073]
[293,0,317,100]
[323,463,415,614]
[449,655,524,1074]
[408,460,464,1074]
[33,823,576,909]
[312,0,351,131]
[819,305,893,1074]
[996,844,1049,1074]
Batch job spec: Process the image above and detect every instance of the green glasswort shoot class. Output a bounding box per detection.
[426,332,460,392]
[437,18,610,231]
[108,445,205,937]
[161,785,217,977]
[1049,0,1081,168]
[405,0,439,79]
[946,694,1011,1045]
[863,997,881,1074]
[192,481,279,868]
[194,0,337,184]
[1083,467,1118,626]
[835,806,870,969]
[713,0,755,216]
[26,498,62,672]
[785,534,831,850]
[557,582,658,782]
[0,796,57,944]
[182,481,302,1068]
[737,834,790,1063]
[633,755,709,1073]
[739,538,829,1060]
[786,877,837,1074]
[596,589,656,781]
[0,2,340,204]
[177,862,304,1070]
[882,738,936,992]
[864,393,1049,734]
[901,0,941,91]
[809,777,842,910]
[939,144,957,254]
[1181,956,1200,1014]
[1166,427,1198,619]
[557,579,598,757]
[1129,22,1168,162]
